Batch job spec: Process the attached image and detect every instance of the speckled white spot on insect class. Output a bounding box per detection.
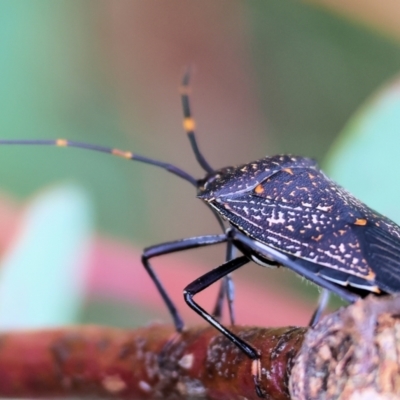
[326,251,346,263]
[266,236,281,244]
[311,214,319,224]
[316,205,332,212]
[267,211,285,226]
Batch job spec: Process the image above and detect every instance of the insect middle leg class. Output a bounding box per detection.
[141,234,227,332]
[212,239,236,324]
[183,255,256,356]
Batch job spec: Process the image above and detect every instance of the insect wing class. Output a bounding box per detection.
[355,217,400,293]
[212,167,383,287]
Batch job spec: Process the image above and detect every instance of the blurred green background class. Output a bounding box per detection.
[1,0,400,328]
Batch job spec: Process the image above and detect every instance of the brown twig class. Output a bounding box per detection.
[0,324,306,399]
[4,296,400,400]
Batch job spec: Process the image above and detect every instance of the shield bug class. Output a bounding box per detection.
[1,71,400,397]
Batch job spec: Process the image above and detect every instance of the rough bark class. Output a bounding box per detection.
[290,295,400,400]
[0,324,305,399]
[2,296,400,399]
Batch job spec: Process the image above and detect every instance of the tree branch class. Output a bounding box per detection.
[0,324,305,399]
[2,296,400,399]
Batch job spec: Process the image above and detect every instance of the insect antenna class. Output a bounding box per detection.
[180,67,214,174]
[0,69,213,188]
[180,69,227,232]
[0,139,198,187]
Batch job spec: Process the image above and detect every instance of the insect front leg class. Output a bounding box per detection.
[142,234,227,332]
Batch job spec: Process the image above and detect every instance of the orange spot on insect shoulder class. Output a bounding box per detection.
[112,149,133,159]
[282,168,294,175]
[56,139,68,147]
[254,184,264,194]
[183,117,196,132]
[354,218,367,226]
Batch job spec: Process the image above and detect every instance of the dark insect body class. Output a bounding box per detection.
[199,155,400,296]
[1,71,400,397]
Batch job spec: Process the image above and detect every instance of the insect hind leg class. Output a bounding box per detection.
[309,289,330,327]
[184,255,266,397]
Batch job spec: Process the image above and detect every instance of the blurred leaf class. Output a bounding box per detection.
[325,76,400,224]
[0,1,150,244]
[247,0,400,159]
[305,0,400,42]
[0,184,92,329]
